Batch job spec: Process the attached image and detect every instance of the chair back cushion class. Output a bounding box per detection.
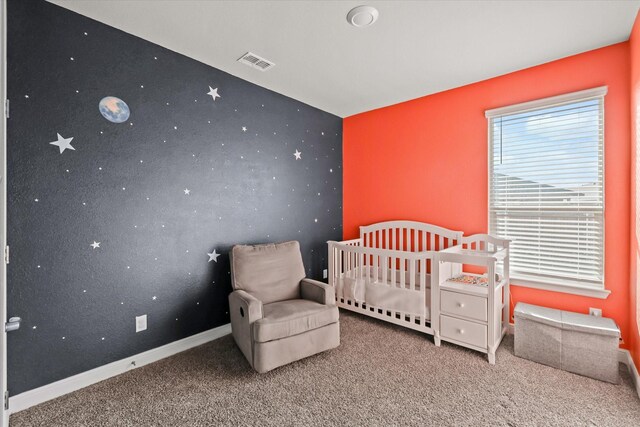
[231,241,305,304]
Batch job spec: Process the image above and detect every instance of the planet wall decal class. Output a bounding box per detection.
[99,96,130,123]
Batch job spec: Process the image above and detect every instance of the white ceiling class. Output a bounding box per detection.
[49,0,640,118]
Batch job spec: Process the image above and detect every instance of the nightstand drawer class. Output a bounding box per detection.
[441,290,487,322]
[441,315,487,349]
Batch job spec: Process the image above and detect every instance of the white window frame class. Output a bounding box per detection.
[486,87,610,299]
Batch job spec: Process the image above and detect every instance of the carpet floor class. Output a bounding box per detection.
[10,310,640,426]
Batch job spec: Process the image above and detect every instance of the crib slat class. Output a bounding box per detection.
[351,250,356,281]
[409,258,416,324]
[392,228,396,250]
[344,249,349,279]
[373,252,379,284]
[391,255,397,319]
[409,258,416,291]
[382,256,388,285]
[360,251,365,288]
[391,255,396,288]
[414,229,418,252]
[420,258,427,325]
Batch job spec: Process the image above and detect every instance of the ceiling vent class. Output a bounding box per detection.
[237,52,275,72]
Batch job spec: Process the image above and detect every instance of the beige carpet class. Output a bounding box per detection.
[11,310,640,426]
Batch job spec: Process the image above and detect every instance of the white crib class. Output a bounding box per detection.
[327,221,463,336]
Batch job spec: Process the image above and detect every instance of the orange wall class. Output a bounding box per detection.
[630,11,640,367]
[344,43,631,346]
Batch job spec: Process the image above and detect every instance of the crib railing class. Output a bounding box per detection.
[328,242,428,289]
[360,220,463,253]
[328,240,431,328]
[459,234,510,254]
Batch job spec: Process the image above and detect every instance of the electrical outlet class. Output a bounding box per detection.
[323,269,328,279]
[589,308,602,317]
[135,314,147,332]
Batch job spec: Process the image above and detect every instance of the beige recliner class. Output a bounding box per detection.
[228,241,340,373]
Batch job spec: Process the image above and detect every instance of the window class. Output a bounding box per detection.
[486,87,606,292]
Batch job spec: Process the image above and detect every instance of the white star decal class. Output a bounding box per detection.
[184,188,191,195]
[90,241,101,249]
[207,250,220,263]
[293,150,302,160]
[49,133,75,154]
[242,126,247,132]
[207,86,221,101]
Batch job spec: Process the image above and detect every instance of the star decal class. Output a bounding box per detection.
[242,126,247,132]
[184,188,191,195]
[294,150,302,160]
[207,250,220,263]
[49,133,75,154]
[207,86,221,101]
[90,241,101,249]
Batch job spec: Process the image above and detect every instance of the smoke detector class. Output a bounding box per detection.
[347,6,379,28]
[237,52,275,71]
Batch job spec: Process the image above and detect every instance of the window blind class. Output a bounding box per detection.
[487,90,605,288]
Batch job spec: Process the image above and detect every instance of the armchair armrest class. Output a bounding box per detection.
[229,290,263,324]
[300,278,335,306]
[228,290,263,366]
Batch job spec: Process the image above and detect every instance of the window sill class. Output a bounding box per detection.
[510,276,610,299]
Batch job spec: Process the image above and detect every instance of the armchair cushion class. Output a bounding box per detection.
[301,278,336,306]
[253,299,339,343]
[231,241,305,304]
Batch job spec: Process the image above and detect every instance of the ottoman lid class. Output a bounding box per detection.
[514,302,562,328]
[561,311,620,337]
[514,303,620,337]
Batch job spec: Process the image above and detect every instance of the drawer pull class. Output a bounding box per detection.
[457,329,465,335]
[457,302,465,308]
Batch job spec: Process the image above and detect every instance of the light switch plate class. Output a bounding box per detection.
[136,314,147,332]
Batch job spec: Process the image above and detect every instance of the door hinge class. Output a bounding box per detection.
[4,99,8,119]
[4,246,8,265]
[4,390,8,410]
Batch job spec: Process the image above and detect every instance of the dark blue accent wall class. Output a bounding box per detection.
[6,0,342,395]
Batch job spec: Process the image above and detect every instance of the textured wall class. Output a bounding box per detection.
[630,10,640,370]
[7,0,342,395]
[344,43,630,346]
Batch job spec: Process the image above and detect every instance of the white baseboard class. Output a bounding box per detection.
[8,323,232,415]
[618,349,640,399]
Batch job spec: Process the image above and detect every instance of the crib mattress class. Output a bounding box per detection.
[338,266,431,319]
